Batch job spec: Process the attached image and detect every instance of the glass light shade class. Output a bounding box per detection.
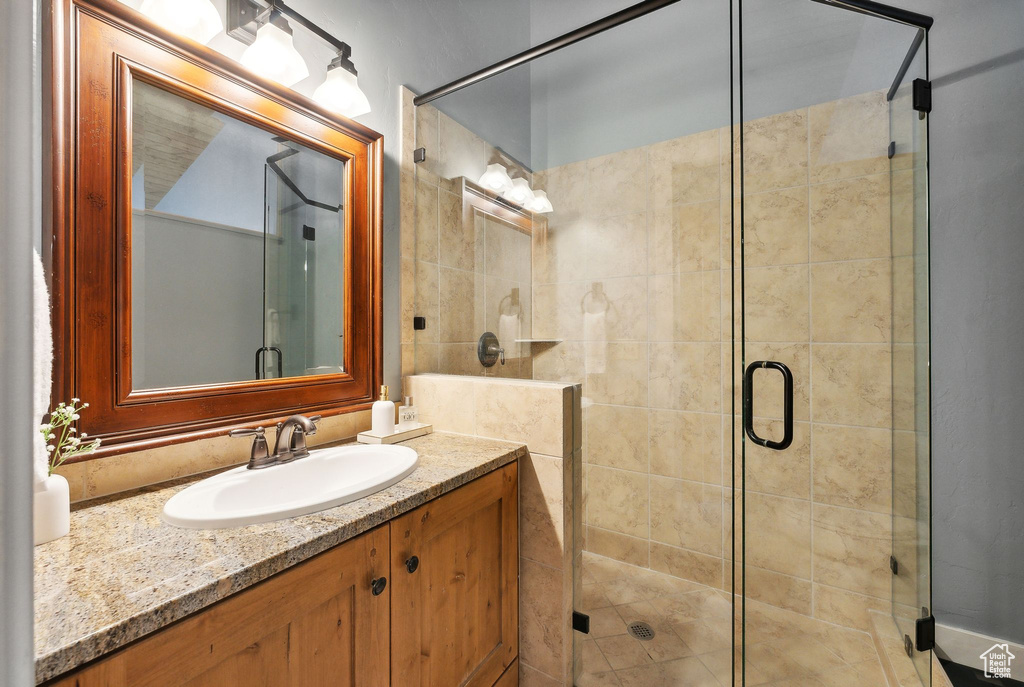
[526,189,554,213]
[240,22,309,87]
[140,0,223,44]
[478,164,514,193]
[313,66,371,118]
[503,178,535,206]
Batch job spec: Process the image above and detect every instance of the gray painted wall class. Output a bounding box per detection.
[896,0,1024,645]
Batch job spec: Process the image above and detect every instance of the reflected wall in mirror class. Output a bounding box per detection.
[130,81,347,390]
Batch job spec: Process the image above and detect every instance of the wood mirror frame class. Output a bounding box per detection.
[48,0,383,457]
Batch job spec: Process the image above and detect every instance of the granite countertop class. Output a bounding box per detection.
[34,432,526,684]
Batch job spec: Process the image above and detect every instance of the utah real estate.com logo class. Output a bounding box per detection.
[980,643,1015,679]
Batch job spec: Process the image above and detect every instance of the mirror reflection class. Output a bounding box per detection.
[130,80,346,390]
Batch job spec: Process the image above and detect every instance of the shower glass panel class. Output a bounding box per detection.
[262,142,346,379]
[737,1,930,685]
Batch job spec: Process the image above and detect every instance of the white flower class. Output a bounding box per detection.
[71,414,80,420]
[71,398,80,403]
[82,402,89,407]
[69,428,77,434]
[81,432,88,438]
[46,445,55,452]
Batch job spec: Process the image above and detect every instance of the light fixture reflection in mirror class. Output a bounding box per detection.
[139,0,223,44]
[478,164,514,194]
[503,177,534,206]
[526,189,553,214]
[240,19,309,87]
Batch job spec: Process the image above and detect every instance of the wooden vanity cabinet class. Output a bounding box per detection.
[50,526,390,687]
[390,463,519,687]
[47,464,519,687]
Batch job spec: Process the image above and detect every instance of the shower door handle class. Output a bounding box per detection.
[743,360,794,451]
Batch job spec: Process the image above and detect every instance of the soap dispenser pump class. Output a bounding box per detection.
[371,385,396,435]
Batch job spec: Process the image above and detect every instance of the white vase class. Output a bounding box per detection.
[34,474,70,545]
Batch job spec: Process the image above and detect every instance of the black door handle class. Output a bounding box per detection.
[743,360,794,451]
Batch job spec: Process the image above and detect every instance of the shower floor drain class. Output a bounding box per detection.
[627,621,655,641]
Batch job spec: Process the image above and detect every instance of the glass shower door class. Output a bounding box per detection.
[735,2,931,684]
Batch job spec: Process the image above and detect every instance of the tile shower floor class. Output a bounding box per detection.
[579,552,889,687]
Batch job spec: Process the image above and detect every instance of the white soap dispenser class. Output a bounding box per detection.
[371,385,396,435]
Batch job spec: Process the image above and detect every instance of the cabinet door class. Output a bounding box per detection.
[390,463,519,687]
[49,526,390,687]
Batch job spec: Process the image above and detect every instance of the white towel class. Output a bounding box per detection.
[498,312,519,359]
[265,308,280,346]
[33,249,53,487]
[583,311,606,374]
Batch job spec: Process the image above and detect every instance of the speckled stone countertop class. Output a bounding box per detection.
[34,432,526,684]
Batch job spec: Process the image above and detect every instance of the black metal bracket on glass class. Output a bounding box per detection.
[572,611,591,634]
[743,361,794,451]
[255,346,283,380]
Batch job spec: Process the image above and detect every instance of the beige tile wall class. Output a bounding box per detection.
[532,89,901,632]
[402,374,582,686]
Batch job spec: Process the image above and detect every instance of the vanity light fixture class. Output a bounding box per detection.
[228,0,371,117]
[503,177,535,206]
[526,189,554,214]
[478,164,514,194]
[313,44,371,118]
[240,12,309,87]
[139,0,223,45]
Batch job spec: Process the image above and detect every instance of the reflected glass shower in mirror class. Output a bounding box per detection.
[129,80,347,390]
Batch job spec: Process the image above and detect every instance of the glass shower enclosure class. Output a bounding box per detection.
[408,0,932,684]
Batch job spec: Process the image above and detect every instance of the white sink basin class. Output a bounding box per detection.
[162,444,418,529]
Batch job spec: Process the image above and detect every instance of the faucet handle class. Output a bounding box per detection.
[307,415,322,434]
[230,427,273,469]
[229,426,265,438]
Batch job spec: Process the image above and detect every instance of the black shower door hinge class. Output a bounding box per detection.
[916,614,936,652]
[572,611,591,634]
[889,555,899,575]
[413,147,427,163]
[913,78,932,113]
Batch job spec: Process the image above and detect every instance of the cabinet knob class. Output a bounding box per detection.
[405,555,419,573]
[371,577,387,596]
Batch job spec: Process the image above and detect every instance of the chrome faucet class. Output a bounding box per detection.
[229,414,321,469]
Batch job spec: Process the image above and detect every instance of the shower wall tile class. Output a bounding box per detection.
[520,452,567,569]
[649,342,722,413]
[647,272,706,342]
[809,173,891,261]
[532,341,585,384]
[649,409,704,481]
[812,504,892,598]
[587,466,649,539]
[744,566,813,616]
[649,477,723,556]
[437,188,476,271]
[584,341,648,406]
[587,527,649,568]
[533,221,587,285]
[744,492,812,579]
[414,177,439,263]
[808,90,889,184]
[648,199,721,274]
[413,260,440,343]
[811,259,892,343]
[649,541,723,589]
[647,128,721,209]
[743,265,810,342]
[813,584,889,631]
[438,266,482,343]
[811,343,892,428]
[536,160,587,226]
[812,424,892,513]
[599,276,648,341]
[743,187,810,267]
[586,213,648,278]
[586,147,647,218]
[742,109,809,194]
[587,404,648,472]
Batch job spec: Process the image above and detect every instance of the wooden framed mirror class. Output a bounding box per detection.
[48,0,383,456]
